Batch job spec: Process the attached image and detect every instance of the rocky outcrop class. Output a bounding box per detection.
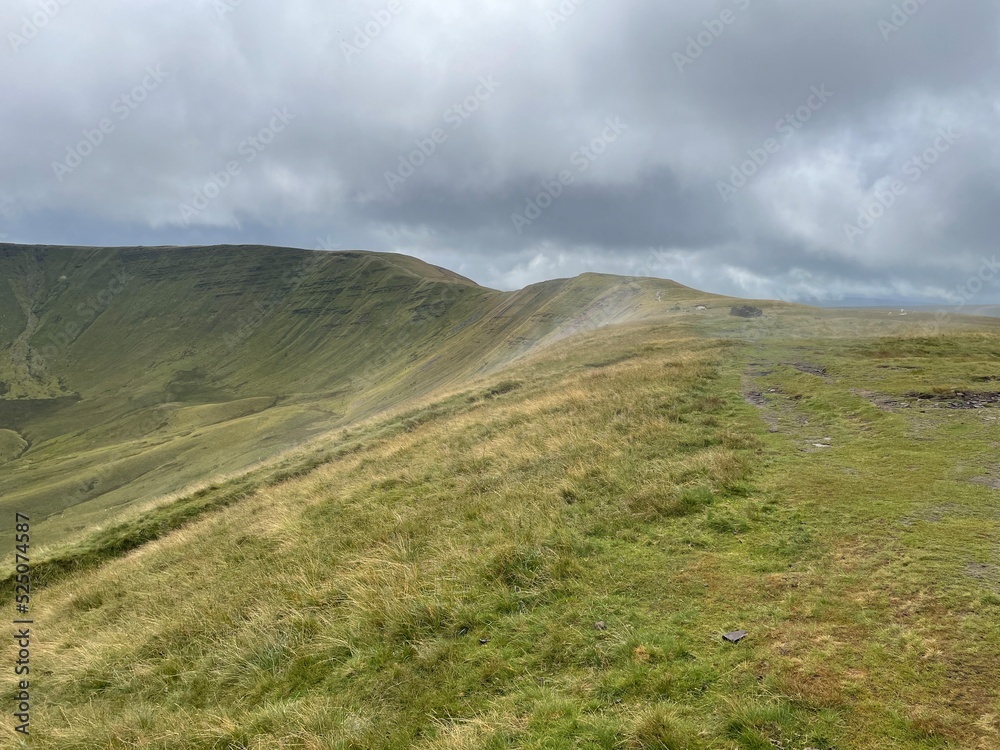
[730,305,763,318]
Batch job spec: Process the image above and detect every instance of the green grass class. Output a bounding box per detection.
[2,245,999,747]
[0,246,710,546]
[1,296,997,748]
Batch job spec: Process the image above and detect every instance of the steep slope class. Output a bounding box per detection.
[10,304,1000,749]
[0,245,716,542]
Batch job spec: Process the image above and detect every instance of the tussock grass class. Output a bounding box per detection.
[2,246,712,547]
[3,302,999,748]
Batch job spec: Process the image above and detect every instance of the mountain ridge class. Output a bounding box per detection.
[0,242,725,542]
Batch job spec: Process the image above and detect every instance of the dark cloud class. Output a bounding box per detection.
[1,0,998,301]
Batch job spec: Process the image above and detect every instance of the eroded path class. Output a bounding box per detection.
[736,334,1000,748]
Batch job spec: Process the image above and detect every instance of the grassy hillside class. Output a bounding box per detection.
[3,283,998,748]
[0,245,714,545]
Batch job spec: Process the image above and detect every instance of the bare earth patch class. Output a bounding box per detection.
[900,503,1000,526]
[905,391,1000,409]
[970,476,1000,490]
[966,562,1000,591]
[741,373,785,432]
[790,362,829,378]
[853,389,1000,411]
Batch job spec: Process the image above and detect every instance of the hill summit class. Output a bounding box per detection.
[0,243,713,541]
[2,244,999,748]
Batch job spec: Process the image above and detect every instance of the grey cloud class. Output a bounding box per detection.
[0,0,998,302]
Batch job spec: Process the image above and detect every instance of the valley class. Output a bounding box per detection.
[1,244,998,748]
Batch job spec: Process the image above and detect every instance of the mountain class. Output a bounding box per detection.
[0,244,715,543]
[4,244,1000,748]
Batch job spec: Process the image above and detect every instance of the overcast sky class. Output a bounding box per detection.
[2,0,999,303]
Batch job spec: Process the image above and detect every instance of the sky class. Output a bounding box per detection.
[2,0,999,304]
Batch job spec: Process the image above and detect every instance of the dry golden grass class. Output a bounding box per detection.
[5,311,1000,748]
